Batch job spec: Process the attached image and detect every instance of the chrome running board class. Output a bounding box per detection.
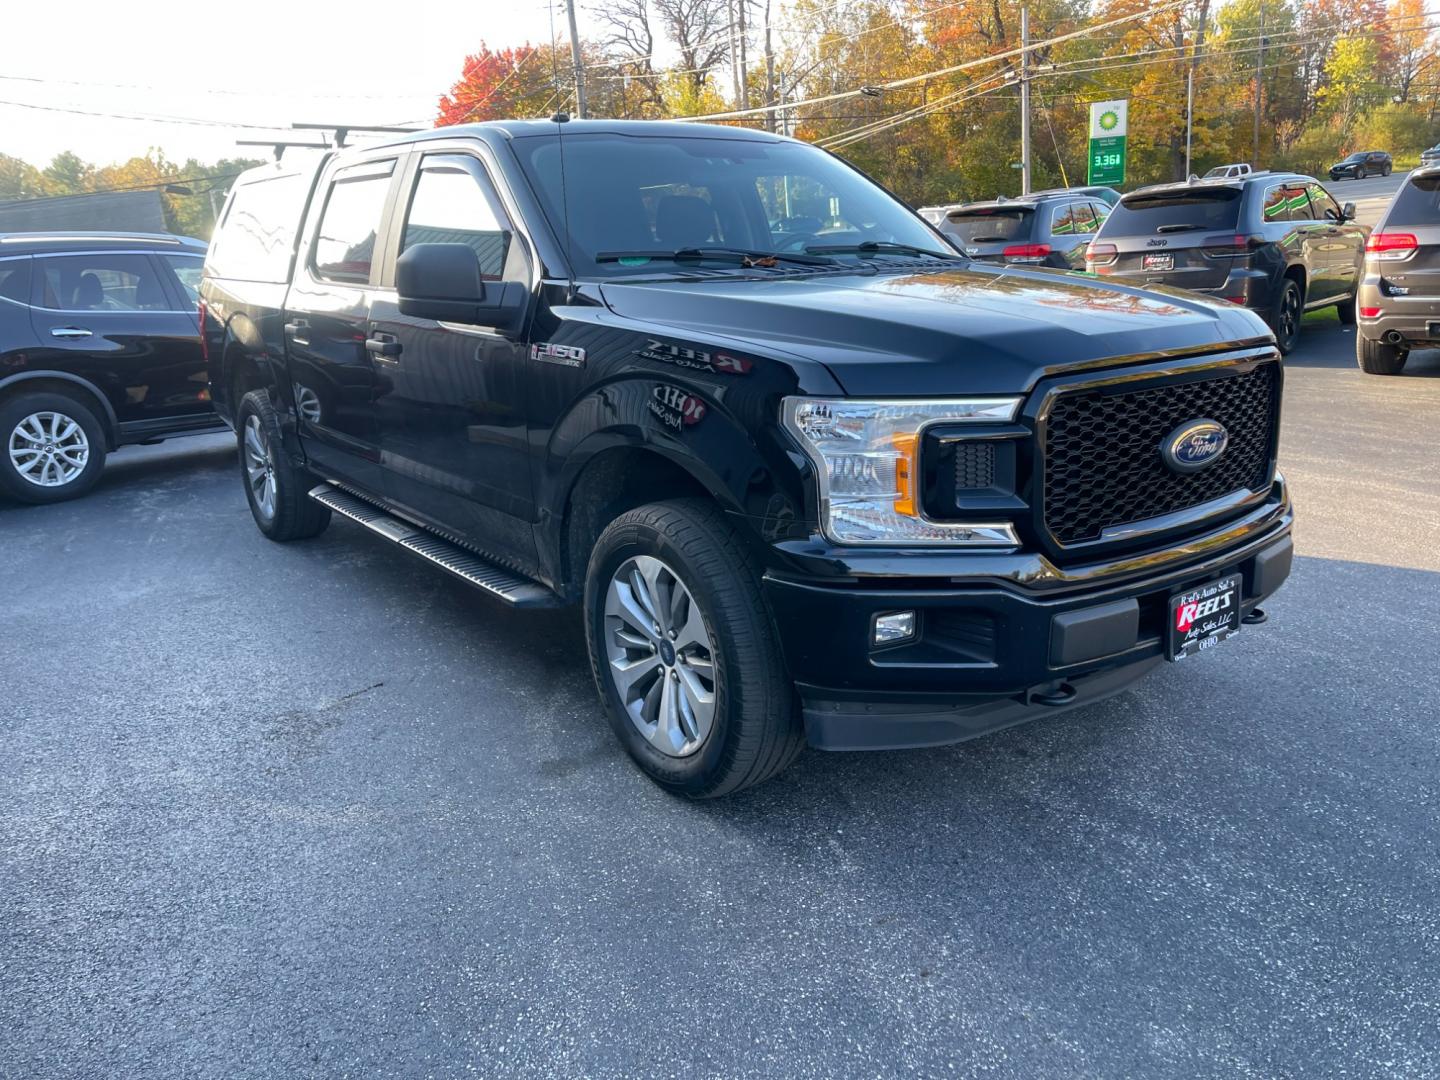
[308,483,560,608]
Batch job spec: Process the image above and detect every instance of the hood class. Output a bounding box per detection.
[598,264,1271,396]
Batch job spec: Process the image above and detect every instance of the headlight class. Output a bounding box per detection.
[782,396,1023,545]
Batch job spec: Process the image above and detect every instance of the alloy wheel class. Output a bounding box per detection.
[603,554,717,757]
[1278,285,1301,349]
[7,411,89,488]
[243,414,277,521]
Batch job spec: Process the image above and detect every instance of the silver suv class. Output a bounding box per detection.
[1355,166,1440,375]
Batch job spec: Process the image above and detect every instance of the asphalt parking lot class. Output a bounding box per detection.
[4,318,1439,1078]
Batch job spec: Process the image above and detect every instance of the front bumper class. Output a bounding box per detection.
[763,484,1294,751]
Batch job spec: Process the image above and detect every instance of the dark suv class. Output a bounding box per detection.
[1329,151,1392,181]
[1087,172,1367,353]
[938,190,1112,269]
[0,232,217,503]
[201,121,1293,796]
[1355,165,1440,374]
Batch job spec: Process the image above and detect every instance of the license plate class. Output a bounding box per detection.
[1143,253,1174,271]
[1167,574,1242,661]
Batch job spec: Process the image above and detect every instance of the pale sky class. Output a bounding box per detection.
[2,0,602,169]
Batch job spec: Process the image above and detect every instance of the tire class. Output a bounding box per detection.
[1357,168,1367,180]
[0,391,107,505]
[1336,293,1357,325]
[235,389,330,541]
[585,498,804,798]
[1267,277,1304,355]
[1356,334,1408,375]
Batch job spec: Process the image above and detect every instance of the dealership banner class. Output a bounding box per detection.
[1088,100,1128,186]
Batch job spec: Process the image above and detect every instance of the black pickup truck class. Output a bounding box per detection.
[200,120,1294,797]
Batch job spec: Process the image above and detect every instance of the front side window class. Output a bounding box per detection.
[1306,184,1343,222]
[513,132,946,276]
[36,254,171,311]
[401,156,526,282]
[312,160,396,284]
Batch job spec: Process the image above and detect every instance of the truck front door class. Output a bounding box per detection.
[367,150,538,572]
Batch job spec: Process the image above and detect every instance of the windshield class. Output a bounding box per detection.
[513,131,949,276]
[940,207,1035,244]
[1104,189,1242,233]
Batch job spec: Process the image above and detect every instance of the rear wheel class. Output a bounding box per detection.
[1268,278,1304,354]
[0,391,107,504]
[1356,334,1407,375]
[585,498,804,798]
[236,389,330,540]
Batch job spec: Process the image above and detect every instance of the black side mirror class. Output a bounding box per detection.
[1342,202,1357,222]
[396,243,527,336]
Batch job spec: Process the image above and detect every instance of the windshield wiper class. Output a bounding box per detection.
[804,240,958,259]
[1155,223,1206,233]
[596,247,835,267]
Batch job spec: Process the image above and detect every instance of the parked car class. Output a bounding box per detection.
[1354,165,1440,374]
[1329,151,1392,180]
[937,190,1112,269]
[1203,163,1253,180]
[0,232,218,503]
[202,120,1292,797]
[1086,172,1367,353]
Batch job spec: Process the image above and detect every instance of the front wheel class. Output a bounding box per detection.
[0,391,107,504]
[1356,334,1407,375]
[1268,278,1304,355]
[585,498,804,798]
[235,390,331,540]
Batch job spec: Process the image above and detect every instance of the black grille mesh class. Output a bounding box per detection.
[1042,363,1278,545]
[954,442,996,491]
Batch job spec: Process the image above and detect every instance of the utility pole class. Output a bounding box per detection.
[1020,6,1032,195]
[1253,0,1265,167]
[763,0,776,132]
[737,0,750,111]
[565,0,587,118]
[1185,63,1195,177]
[727,0,742,107]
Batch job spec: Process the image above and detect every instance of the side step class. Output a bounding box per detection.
[308,484,561,608]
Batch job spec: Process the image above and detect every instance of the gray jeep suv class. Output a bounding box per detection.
[1087,172,1367,353]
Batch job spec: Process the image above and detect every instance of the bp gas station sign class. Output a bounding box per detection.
[1088,100,1128,186]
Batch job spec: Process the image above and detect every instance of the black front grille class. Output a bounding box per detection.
[1042,362,1279,546]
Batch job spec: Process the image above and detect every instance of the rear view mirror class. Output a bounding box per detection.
[1342,202,1357,222]
[396,243,527,335]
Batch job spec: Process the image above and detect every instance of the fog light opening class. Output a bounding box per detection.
[873,610,917,645]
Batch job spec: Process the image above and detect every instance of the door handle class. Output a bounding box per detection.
[50,326,92,339]
[284,319,310,345]
[365,334,402,359]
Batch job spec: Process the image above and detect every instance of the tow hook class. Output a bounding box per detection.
[1031,681,1078,707]
[1242,607,1268,626]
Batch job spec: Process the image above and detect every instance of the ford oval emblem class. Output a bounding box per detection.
[1161,419,1229,473]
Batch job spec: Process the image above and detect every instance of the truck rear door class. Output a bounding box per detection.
[1088,186,1244,291]
[283,152,404,495]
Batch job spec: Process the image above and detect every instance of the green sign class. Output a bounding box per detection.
[1089,135,1127,185]
[1088,100,1128,186]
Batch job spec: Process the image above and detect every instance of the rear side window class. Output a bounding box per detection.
[0,259,30,305]
[942,208,1034,244]
[208,171,310,283]
[1386,174,1440,225]
[312,160,396,284]
[35,254,173,311]
[1105,189,1241,233]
